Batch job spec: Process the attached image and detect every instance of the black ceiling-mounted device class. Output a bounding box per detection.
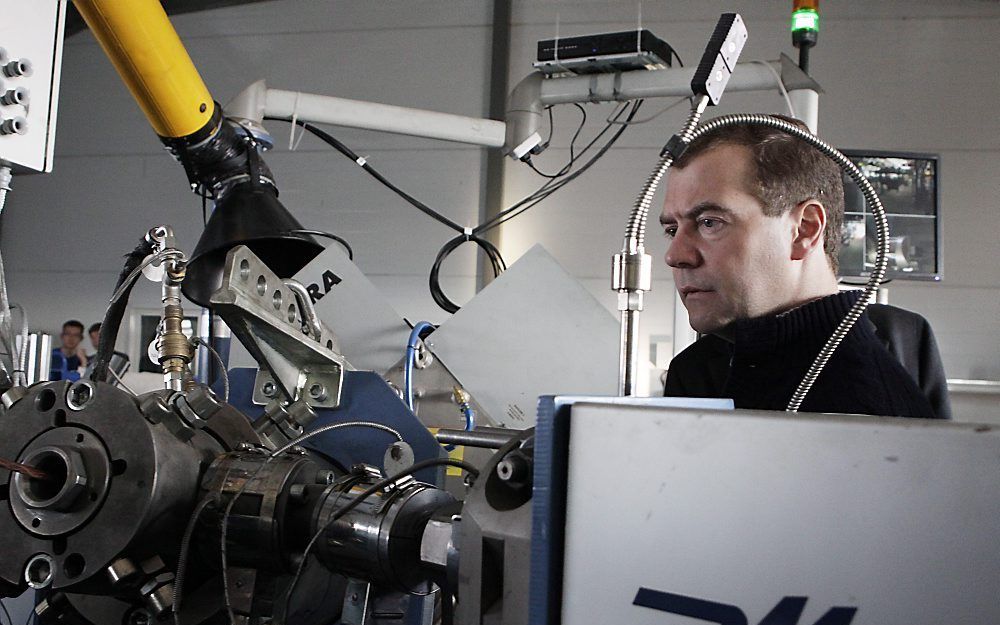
[534,29,674,75]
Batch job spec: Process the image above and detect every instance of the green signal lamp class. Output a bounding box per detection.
[792,1,819,48]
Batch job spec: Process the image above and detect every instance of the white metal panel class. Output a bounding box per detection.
[431,245,620,427]
[292,244,410,374]
[0,0,65,172]
[561,403,1000,625]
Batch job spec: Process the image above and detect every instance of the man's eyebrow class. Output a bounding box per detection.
[660,202,733,225]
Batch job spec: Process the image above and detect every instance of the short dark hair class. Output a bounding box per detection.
[674,114,844,272]
[63,320,84,333]
[88,322,101,334]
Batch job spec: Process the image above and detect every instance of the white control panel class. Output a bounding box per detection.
[0,0,66,173]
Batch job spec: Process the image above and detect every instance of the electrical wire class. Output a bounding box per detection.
[108,248,186,305]
[271,420,403,456]
[428,232,506,314]
[283,229,353,260]
[476,99,641,234]
[525,103,587,178]
[6,303,28,387]
[624,95,708,249]
[264,118,466,235]
[267,101,638,314]
[173,493,218,625]
[606,95,689,126]
[108,366,138,397]
[218,421,404,623]
[279,457,480,619]
[477,99,644,235]
[93,237,157,384]
[750,59,796,117]
[191,337,230,403]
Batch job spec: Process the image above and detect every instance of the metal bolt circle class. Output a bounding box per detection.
[9,426,112,537]
[12,446,87,510]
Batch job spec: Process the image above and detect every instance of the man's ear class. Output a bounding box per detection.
[790,199,827,261]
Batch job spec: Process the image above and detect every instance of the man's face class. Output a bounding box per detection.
[660,144,799,334]
[89,330,100,350]
[62,326,83,351]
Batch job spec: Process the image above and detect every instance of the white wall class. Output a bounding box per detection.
[1,1,996,406]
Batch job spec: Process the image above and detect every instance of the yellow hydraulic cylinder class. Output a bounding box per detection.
[72,0,215,139]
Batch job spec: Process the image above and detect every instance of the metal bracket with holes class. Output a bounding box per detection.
[210,246,350,408]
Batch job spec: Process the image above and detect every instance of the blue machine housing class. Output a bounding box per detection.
[224,368,447,485]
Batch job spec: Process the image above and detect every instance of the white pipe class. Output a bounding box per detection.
[788,88,819,133]
[263,88,507,148]
[225,59,813,160]
[538,60,784,105]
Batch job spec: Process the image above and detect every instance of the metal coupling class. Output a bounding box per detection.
[157,306,193,364]
[184,386,223,420]
[145,225,176,251]
[611,250,653,294]
[254,399,315,449]
[157,304,194,392]
[286,400,317,429]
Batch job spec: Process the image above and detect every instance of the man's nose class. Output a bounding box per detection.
[665,229,700,268]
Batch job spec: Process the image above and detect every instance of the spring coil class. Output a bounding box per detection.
[624,95,710,248]
[680,113,889,412]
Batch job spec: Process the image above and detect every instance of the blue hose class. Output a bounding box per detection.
[404,321,435,411]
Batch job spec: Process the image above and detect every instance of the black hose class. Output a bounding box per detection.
[92,238,155,383]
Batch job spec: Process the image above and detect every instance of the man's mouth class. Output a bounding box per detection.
[679,286,713,296]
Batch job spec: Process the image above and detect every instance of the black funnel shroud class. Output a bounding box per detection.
[184,181,324,306]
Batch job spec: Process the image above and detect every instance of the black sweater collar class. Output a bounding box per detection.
[732,290,873,358]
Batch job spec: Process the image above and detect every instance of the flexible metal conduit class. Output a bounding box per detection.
[626,111,888,411]
[623,96,710,250]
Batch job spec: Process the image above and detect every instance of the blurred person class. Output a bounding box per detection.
[51,320,87,379]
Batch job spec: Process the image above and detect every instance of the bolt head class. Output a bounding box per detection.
[308,383,327,401]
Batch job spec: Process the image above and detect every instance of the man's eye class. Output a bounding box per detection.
[699,218,721,229]
[663,226,677,238]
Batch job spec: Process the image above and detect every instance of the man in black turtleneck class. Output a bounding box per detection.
[660,116,943,418]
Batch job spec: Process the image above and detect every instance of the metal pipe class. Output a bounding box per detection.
[788,88,819,133]
[71,0,214,139]
[263,88,507,148]
[435,428,517,449]
[538,60,781,106]
[618,309,641,397]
